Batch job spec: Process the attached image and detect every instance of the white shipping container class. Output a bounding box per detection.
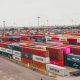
[30,45,47,50]
[0,47,6,52]
[5,48,13,54]
[45,36,52,41]
[59,37,67,41]
[13,50,21,56]
[33,55,50,63]
[77,38,80,43]
[0,47,2,51]
[13,54,21,61]
[46,64,69,76]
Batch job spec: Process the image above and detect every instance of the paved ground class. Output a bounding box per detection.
[0,57,55,80]
[0,56,80,80]
[56,76,80,80]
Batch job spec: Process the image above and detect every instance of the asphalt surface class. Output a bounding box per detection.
[0,57,55,80]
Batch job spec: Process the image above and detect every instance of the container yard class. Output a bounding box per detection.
[0,0,80,80]
[0,27,80,80]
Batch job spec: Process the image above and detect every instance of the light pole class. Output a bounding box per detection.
[37,16,40,32]
[3,21,5,34]
[37,16,40,27]
[47,20,48,27]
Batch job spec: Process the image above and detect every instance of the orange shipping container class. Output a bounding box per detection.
[21,58,33,65]
[33,61,46,70]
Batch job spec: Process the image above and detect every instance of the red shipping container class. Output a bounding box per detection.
[21,47,32,53]
[77,43,80,46]
[33,35,44,38]
[0,42,6,48]
[52,37,59,41]
[21,58,33,64]
[47,47,64,61]
[50,59,64,67]
[33,61,46,70]
[2,37,9,42]
[67,38,77,42]
[31,48,49,57]
[70,46,80,55]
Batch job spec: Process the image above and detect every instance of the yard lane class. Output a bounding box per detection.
[0,57,54,80]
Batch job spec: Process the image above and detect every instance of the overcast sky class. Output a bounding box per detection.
[0,0,80,27]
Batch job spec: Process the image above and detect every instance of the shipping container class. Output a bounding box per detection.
[52,37,59,41]
[21,53,33,59]
[21,58,33,64]
[47,47,64,61]
[13,54,21,61]
[9,37,20,42]
[13,50,21,56]
[59,37,67,41]
[66,54,80,63]
[67,38,77,42]
[33,60,46,70]
[70,46,80,55]
[33,55,50,63]
[21,47,32,53]
[45,36,52,42]
[12,45,21,51]
[46,64,69,76]
[34,38,46,43]
[6,44,13,49]
[69,42,77,45]
[31,48,49,57]
[65,61,80,69]
[47,47,64,66]
[0,42,6,48]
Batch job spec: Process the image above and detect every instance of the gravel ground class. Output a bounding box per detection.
[0,57,55,80]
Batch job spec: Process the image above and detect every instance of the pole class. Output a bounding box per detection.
[37,16,40,32]
[47,20,48,26]
[3,21,5,35]
[37,16,40,27]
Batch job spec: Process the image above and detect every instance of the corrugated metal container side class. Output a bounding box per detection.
[70,46,80,55]
[21,58,33,64]
[12,45,21,51]
[21,53,33,60]
[77,38,80,43]
[34,38,46,43]
[52,37,59,41]
[46,64,69,76]
[21,47,32,53]
[66,54,80,63]
[59,37,67,41]
[33,61,46,70]
[33,35,44,38]
[6,44,13,49]
[0,46,13,58]
[0,42,6,48]
[47,47,64,61]
[31,48,49,57]
[5,48,13,54]
[9,37,20,42]
[33,55,50,63]
[59,47,71,54]
[65,61,80,69]
[67,38,77,42]
[2,37,9,42]
[50,59,64,67]
[13,50,21,56]
[69,42,77,45]
[47,47,64,66]
[0,47,6,52]
[13,54,21,61]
